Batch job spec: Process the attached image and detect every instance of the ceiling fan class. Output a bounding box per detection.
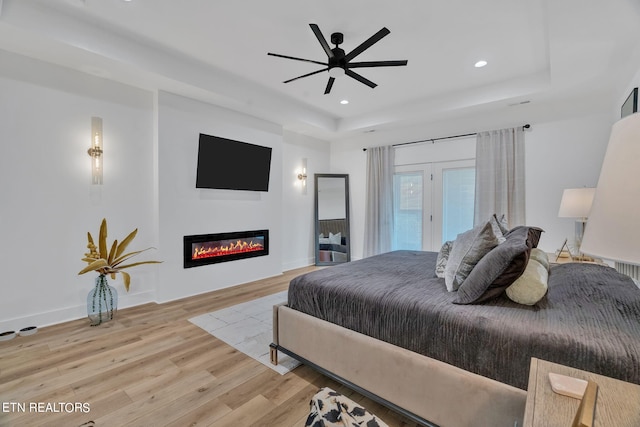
[268,24,408,94]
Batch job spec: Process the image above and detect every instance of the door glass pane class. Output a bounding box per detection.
[442,167,475,244]
[393,172,422,250]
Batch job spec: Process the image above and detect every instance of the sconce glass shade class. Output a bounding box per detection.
[298,158,308,195]
[89,117,103,185]
[581,113,640,265]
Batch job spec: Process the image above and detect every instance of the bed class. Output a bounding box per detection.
[270,250,640,427]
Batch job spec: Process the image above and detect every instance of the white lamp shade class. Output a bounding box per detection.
[581,113,640,265]
[558,188,595,218]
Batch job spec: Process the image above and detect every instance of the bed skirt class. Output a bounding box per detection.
[272,303,526,427]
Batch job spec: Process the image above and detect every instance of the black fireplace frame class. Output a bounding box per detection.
[183,229,269,268]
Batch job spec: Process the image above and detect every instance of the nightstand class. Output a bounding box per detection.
[523,358,640,427]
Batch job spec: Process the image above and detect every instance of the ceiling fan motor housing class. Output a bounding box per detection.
[329,33,346,73]
[329,47,346,70]
[330,32,344,46]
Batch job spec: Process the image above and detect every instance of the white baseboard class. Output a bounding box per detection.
[282,257,315,272]
[0,290,155,332]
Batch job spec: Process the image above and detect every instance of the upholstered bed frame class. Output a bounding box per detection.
[271,302,526,427]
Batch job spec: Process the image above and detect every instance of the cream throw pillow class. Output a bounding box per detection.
[505,258,549,305]
[529,248,550,271]
[444,222,500,291]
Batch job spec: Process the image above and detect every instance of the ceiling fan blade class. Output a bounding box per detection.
[344,27,391,62]
[324,77,335,94]
[348,60,408,68]
[283,67,329,84]
[309,24,335,59]
[268,52,327,66]
[345,69,377,89]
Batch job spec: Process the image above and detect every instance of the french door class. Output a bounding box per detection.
[393,159,475,252]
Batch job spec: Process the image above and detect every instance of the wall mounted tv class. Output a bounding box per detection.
[196,133,272,191]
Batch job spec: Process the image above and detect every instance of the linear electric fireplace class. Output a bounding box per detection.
[184,229,269,268]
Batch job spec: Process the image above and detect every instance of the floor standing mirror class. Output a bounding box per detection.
[315,174,351,266]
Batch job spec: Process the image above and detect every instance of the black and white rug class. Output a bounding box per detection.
[189,290,300,375]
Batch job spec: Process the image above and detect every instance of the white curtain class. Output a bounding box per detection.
[474,127,525,227]
[363,145,395,257]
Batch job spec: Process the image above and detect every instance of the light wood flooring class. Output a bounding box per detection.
[0,267,421,427]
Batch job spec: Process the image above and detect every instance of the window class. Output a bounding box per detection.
[394,160,475,251]
[393,172,423,250]
[441,166,475,243]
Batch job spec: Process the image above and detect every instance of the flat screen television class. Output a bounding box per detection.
[196,133,272,191]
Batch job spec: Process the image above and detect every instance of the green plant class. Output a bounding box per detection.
[78,218,161,291]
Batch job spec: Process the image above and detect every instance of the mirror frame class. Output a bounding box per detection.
[314,173,351,266]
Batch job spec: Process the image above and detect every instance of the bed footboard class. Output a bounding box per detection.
[272,304,526,427]
[270,301,288,365]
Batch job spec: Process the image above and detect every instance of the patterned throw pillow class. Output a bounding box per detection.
[435,240,453,278]
[305,387,389,427]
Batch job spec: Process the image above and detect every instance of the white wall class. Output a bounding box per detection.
[329,142,366,259]
[331,113,612,259]
[156,91,284,302]
[155,93,329,302]
[619,69,640,118]
[524,113,611,253]
[0,52,157,332]
[281,131,330,270]
[0,52,324,330]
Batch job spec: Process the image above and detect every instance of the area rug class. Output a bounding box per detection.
[188,290,300,375]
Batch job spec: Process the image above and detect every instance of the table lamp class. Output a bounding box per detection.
[558,187,595,260]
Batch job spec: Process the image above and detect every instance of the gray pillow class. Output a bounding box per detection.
[493,213,510,235]
[435,241,453,278]
[489,214,507,243]
[444,222,500,291]
[454,226,533,304]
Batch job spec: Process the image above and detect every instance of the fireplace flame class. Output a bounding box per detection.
[192,239,264,260]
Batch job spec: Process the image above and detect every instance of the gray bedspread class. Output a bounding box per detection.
[288,250,640,390]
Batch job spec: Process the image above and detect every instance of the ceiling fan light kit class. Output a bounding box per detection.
[268,24,408,94]
[328,67,345,78]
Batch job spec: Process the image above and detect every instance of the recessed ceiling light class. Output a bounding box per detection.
[340,100,349,105]
[475,60,488,68]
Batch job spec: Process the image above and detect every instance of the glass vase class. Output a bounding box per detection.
[87,274,118,326]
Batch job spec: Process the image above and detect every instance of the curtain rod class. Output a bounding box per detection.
[362,124,531,151]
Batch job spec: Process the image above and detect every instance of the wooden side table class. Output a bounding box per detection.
[523,358,640,427]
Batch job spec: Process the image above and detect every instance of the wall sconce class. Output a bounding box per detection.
[297,158,308,194]
[88,117,103,185]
